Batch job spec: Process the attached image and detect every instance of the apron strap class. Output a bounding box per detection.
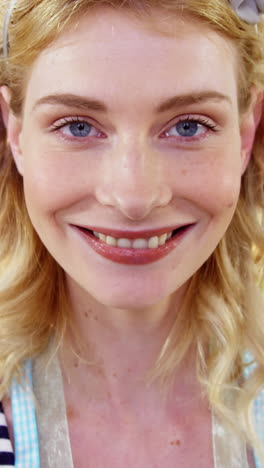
[32,347,74,468]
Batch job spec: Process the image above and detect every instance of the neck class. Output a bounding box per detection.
[60,279,198,408]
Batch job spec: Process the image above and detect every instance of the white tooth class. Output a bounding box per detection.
[106,236,117,246]
[132,239,148,249]
[117,238,132,248]
[167,232,172,240]
[99,233,106,242]
[148,236,159,249]
[93,231,100,238]
[158,233,167,246]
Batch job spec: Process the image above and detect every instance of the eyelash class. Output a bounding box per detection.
[161,115,219,140]
[51,117,104,137]
[52,116,87,130]
[177,115,217,131]
[50,114,219,141]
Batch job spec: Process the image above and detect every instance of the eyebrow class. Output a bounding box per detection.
[33,91,231,113]
[156,91,232,112]
[33,94,108,112]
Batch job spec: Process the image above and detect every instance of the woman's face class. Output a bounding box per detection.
[8,9,256,309]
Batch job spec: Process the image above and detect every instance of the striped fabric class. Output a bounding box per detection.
[0,402,14,467]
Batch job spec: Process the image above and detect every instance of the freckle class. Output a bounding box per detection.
[170,439,181,446]
[226,200,235,208]
[74,361,79,368]
[113,373,117,378]
[67,405,75,420]
[84,311,88,318]
[107,391,112,398]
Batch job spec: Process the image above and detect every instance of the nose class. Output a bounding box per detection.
[95,141,172,220]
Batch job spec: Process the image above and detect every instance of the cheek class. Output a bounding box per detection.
[196,171,240,214]
[173,150,242,216]
[22,147,98,218]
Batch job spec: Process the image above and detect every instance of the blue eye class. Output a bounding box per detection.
[69,122,92,137]
[51,118,103,139]
[163,116,217,140]
[165,120,206,138]
[175,121,199,137]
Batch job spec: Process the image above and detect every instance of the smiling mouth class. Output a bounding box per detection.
[76,225,193,250]
[72,223,196,265]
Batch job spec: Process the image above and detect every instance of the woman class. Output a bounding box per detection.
[0,0,264,466]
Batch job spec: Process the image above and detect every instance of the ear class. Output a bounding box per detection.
[0,85,24,176]
[240,88,263,174]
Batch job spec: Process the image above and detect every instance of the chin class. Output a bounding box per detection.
[90,288,168,311]
[71,277,171,311]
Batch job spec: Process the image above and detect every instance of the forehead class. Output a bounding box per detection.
[24,8,238,112]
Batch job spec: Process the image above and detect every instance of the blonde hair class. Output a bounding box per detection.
[1,0,264,458]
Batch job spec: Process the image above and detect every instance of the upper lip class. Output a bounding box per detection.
[72,223,195,239]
